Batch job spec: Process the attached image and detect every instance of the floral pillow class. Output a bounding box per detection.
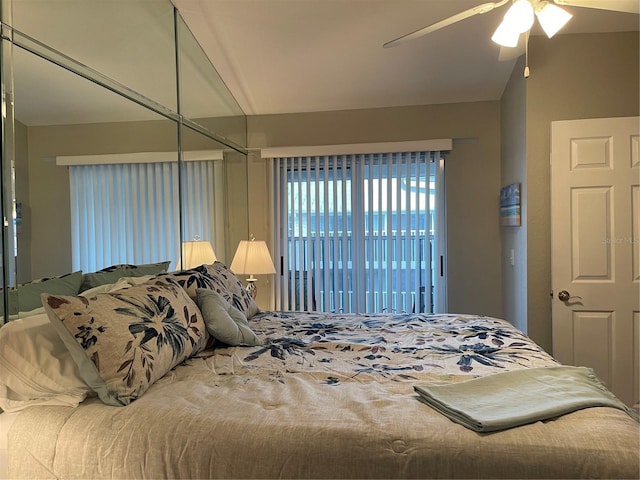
[41,277,208,406]
[159,262,259,319]
[158,269,220,300]
[198,262,259,319]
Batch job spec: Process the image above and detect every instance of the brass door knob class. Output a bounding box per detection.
[558,290,583,302]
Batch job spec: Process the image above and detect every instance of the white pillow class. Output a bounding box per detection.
[0,314,92,412]
[8,306,45,321]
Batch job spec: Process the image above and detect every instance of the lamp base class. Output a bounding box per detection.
[246,278,258,299]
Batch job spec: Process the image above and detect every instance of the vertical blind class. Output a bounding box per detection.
[273,151,442,314]
[180,159,226,253]
[69,159,223,272]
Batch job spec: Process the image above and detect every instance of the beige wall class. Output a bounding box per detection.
[501,31,640,352]
[14,120,31,284]
[223,150,251,264]
[245,150,275,309]
[247,101,504,317]
[500,56,528,333]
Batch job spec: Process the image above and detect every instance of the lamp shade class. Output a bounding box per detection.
[504,0,535,34]
[230,240,276,276]
[491,20,521,47]
[491,0,534,48]
[179,240,217,270]
[535,2,572,38]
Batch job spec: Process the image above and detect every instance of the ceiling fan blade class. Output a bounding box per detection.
[383,0,511,48]
[553,0,639,14]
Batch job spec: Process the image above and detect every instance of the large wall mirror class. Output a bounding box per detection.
[176,14,247,147]
[0,0,248,322]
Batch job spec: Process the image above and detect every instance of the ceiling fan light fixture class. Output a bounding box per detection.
[535,2,573,38]
[504,0,535,33]
[491,20,521,47]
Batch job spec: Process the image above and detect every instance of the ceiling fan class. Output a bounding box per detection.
[383,0,639,53]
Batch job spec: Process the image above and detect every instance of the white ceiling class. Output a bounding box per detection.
[173,0,639,116]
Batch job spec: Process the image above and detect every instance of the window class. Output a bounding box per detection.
[273,151,446,314]
[68,155,224,272]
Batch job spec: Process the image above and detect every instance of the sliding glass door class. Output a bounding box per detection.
[273,151,447,314]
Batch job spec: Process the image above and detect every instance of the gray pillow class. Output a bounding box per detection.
[79,261,170,292]
[195,288,261,347]
[3,271,83,315]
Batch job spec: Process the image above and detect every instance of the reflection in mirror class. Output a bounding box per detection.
[12,0,178,112]
[1,33,15,322]
[1,0,248,322]
[180,126,227,264]
[177,13,247,149]
[223,149,250,266]
[13,45,180,288]
[180,126,248,267]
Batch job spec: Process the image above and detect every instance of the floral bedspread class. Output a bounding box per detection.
[11,312,640,480]
[203,311,557,386]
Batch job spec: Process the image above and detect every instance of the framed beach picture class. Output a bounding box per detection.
[500,183,521,226]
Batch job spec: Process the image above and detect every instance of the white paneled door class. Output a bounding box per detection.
[551,116,640,408]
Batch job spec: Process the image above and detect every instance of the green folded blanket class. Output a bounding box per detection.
[414,365,638,432]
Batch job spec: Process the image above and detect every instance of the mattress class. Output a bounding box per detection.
[7,311,640,479]
[0,411,19,480]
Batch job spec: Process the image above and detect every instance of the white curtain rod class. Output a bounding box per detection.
[56,149,224,166]
[259,139,452,159]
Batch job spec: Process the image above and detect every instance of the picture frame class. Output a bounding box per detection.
[500,183,521,226]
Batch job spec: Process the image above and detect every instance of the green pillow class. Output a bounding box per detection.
[3,271,83,315]
[195,288,261,347]
[79,261,170,293]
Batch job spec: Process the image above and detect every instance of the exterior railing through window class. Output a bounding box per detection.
[286,231,433,314]
[271,148,447,315]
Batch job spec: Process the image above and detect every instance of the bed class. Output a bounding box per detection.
[1,262,638,479]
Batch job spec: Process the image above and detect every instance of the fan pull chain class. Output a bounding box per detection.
[524,30,530,78]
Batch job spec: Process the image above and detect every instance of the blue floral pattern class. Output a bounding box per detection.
[42,278,208,406]
[159,261,259,319]
[220,312,557,386]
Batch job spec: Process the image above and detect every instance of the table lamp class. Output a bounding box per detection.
[178,238,217,270]
[230,236,276,298]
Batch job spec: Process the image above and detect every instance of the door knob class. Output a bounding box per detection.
[558,290,582,302]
